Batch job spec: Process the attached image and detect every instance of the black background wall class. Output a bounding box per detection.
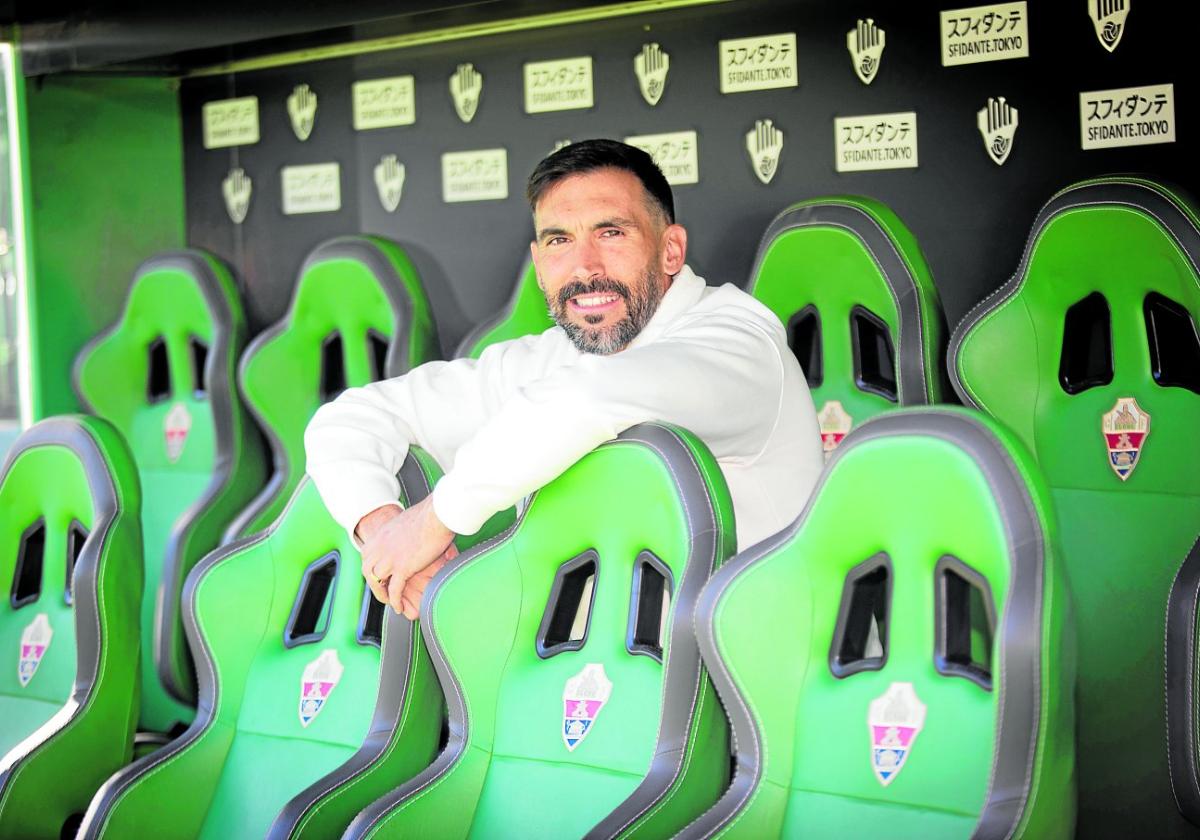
[181,0,1197,357]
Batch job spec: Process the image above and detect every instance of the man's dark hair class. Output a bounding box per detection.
[526,138,675,224]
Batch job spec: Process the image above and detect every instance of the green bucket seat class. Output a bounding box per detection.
[454,257,554,359]
[950,177,1200,838]
[227,236,439,542]
[73,251,268,731]
[1166,537,1200,829]
[686,409,1075,839]
[0,416,142,839]
[344,423,736,840]
[76,451,447,840]
[748,197,947,456]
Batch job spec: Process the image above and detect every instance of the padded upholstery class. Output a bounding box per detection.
[951,177,1200,838]
[228,236,439,542]
[1166,537,1200,828]
[73,250,267,730]
[454,257,554,359]
[748,197,946,456]
[345,424,736,840]
[685,408,1075,839]
[77,452,446,840]
[0,416,142,839]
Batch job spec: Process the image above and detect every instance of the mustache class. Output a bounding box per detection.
[555,277,632,309]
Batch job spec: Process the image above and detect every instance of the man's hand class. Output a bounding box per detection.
[357,496,457,620]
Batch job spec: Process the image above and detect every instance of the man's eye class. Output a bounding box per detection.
[545,236,568,246]
[600,228,624,238]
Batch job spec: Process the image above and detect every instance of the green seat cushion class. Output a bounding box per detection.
[78,452,447,840]
[748,197,946,456]
[73,250,268,729]
[455,258,554,359]
[689,408,1074,839]
[229,236,440,542]
[0,416,142,840]
[950,177,1200,838]
[347,424,737,840]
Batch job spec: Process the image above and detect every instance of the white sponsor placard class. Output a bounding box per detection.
[940,2,1029,66]
[202,96,259,149]
[624,130,699,185]
[719,33,798,94]
[524,57,593,113]
[281,163,341,215]
[442,149,508,202]
[1080,83,1175,150]
[835,112,918,172]
[353,76,416,130]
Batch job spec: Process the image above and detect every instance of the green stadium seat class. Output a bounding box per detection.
[1166,537,1200,829]
[454,257,554,359]
[0,416,142,839]
[76,452,447,840]
[950,177,1200,838]
[748,197,947,455]
[73,251,268,731]
[344,424,736,839]
[685,408,1075,839]
[227,236,439,542]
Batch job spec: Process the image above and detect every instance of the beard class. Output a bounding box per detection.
[550,266,666,355]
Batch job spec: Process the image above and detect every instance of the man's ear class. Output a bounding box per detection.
[660,223,688,276]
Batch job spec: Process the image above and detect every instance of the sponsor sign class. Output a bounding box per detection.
[1080,83,1174,150]
[353,76,416,130]
[442,148,508,202]
[835,112,918,172]
[719,33,798,93]
[281,163,341,215]
[524,57,594,113]
[940,2,1029,66]
[202,96,259,149]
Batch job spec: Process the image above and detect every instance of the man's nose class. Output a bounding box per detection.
[570,236,603,282]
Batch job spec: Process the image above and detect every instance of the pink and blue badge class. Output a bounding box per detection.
[562,663,613,751]
[868,681,927,786]
[18,613,53,688]
[299,649,344,727]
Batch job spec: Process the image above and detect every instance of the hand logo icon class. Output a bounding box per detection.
[745,119,784,185]
[847,18,886,85]
[977,97,1019,166]
[1088,0,1129,52]
[450,63,483,123]
[222,167,252,224]
[287,84,318,141]
[374,155,406,213]
[634,43,671,106]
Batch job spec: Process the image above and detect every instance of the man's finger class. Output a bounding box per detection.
[365,570,389,604]
[387,570,409,615]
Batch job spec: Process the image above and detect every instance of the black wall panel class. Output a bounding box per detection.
[182,0,1196,355]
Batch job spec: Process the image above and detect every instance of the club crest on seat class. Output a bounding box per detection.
[868,681,926,786]
[299,649,344,727]
[1102,397,1150,481]
[18,613,53,687]
[165,402,192,462]
[818,400,853,456]
[562,663,612,751]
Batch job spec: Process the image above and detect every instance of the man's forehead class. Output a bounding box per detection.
[533,168,655,225]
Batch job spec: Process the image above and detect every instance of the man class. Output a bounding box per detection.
[304,139,822,619]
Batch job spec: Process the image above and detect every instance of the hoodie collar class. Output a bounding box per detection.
[628,265,705,349]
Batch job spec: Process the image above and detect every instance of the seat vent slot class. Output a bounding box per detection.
[787,306,824,389]
[537,551,598,658]
[189,336,210,399]
[358,585,385,648]
[627,551,674,662]
[367,329,390,382]
[147,336,171,402]
[935,556,996,690]
[284,552,340,647]
[11,518,47,609]
[1145,292,1200,395]
[851,306,898,402]
[319,332,347,403]
[1059,292,1113,394]
[830,554,891,678]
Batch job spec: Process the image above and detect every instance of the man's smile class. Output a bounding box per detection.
[569,292,623,313]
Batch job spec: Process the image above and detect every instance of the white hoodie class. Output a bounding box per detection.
[304,266,823,551]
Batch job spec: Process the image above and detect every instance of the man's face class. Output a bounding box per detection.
[531,168,686,354]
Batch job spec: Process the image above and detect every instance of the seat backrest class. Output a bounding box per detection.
[78,451,445,840]
[230,236,439,542]
[454,257,554,359]
[0,416,142,839]
[748,197,946,455]
[951,177,1200,837]
[73,250,267,730]
[1166,537,1200,829]
[345,424,736,840]
[686,409,1074,839]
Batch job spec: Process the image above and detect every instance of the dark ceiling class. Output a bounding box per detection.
[1,0,626,76]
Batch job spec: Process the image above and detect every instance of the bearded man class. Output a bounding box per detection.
[304,139,823,617]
